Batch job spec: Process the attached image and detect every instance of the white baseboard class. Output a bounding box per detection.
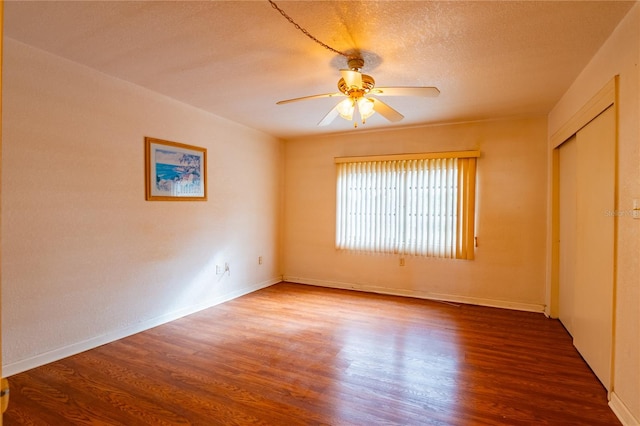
[283,276,545,313]
[610,391,640,426]
[3,277,281,377]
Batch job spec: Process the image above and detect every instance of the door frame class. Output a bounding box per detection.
[548,76,618,392]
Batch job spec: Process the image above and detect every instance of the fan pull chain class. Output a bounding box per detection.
[268,0,351,59]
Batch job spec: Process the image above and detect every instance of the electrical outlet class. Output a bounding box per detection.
[216,265,222,275]
[258,256,263,265]
[399,258,405,266]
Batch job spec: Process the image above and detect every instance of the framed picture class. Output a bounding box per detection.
[145,137,207,201]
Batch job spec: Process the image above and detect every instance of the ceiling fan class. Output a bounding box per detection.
[276,57,440,127]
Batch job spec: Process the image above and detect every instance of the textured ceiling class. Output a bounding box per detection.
[4,1,635,139]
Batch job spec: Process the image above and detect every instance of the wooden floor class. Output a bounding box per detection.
[5,282,619,425]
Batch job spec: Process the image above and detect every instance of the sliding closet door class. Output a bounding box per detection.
[572,105,615,390]
[558,136,577,336]
[558,105,615,391]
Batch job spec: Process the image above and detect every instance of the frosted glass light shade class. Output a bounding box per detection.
[357,97,376,121]
[336,98,355,120]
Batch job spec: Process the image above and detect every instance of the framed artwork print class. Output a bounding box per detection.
[145,137,207,201]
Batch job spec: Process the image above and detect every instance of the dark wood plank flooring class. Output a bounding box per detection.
[5,282,619,425]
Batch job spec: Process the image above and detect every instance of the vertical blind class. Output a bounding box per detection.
[335,151,478,259]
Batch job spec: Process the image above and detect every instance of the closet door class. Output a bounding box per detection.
[558,136,577,336]
[573,105,615,390]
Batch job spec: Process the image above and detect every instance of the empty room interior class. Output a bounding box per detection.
[1,1,640,425]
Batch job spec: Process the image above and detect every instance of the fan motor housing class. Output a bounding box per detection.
[338,74,375,95]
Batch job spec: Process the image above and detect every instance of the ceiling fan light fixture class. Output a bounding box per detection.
[336,98,355,120]
[275,50,439,128]
[357,97,376,122]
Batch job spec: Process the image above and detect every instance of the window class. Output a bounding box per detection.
[335,151,479,259]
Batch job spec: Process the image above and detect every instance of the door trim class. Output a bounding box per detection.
[550,77,617,149]
[548,76,619,395]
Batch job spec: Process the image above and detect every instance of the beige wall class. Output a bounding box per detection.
[1,39,283,375]
[283,117,548,311]
[548,3,640,423]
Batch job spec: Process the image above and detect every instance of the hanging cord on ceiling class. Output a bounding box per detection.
[267,0,351,59]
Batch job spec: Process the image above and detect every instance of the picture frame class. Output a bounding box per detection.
[145,137,207,201]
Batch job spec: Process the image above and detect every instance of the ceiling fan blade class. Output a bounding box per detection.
[277,92,343,105]
[318,103,340,126]
[371,97,404,122]
[340,69,363,89]
[371,87,440,97]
